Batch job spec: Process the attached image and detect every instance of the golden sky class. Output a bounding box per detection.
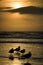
[0,0,43,31]
[0,0,43,7]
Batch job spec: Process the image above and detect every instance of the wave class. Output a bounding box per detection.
[0,41,43,43]
[0,31,43,39]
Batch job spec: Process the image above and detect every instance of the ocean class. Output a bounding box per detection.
[0,43,43,65]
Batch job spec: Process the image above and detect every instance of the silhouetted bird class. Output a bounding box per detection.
[14,46,20,52]
[20,49,25,54]
[21,51,32,59]
[9,48,14,53]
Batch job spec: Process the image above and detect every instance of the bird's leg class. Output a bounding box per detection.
[26,59,29,63]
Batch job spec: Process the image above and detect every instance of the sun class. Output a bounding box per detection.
[12,2,23,9]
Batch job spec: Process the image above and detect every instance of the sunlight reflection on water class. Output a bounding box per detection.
[0,43,43,65]
[13,58,22,65]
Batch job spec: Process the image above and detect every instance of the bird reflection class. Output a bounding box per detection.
[9,54,14,60]
[24,63,31,65]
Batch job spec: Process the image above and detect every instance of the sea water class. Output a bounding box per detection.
[0,43,43,65]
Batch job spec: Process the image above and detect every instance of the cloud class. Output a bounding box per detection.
[0,7,12,12]
[0,7,12,9]
[3,6,43,15]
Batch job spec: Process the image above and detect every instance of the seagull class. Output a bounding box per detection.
[14,46,20,52]
[20,49,25,54]
[9,48,14,53]
[21,51,32,59]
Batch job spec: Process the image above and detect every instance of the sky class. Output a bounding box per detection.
[0,0,43,7]
[0,0,43,31]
